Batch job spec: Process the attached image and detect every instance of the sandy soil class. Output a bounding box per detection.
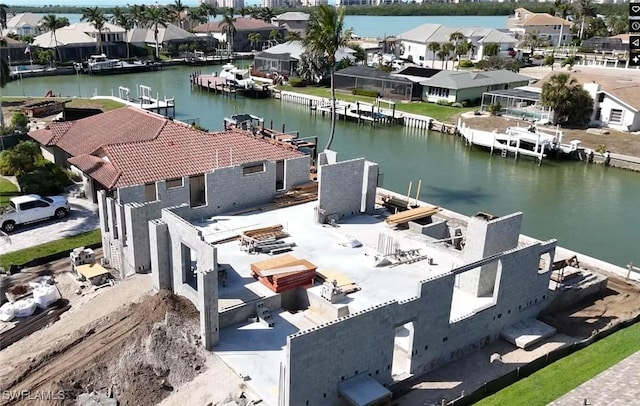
[454,113,640,157]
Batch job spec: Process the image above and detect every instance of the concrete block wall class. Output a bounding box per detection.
[160,208,220,349]
[318,157,366,221]
[285,303,396,406]
[218,294,283,328]
[363,160,379,214]
[285,155,312,189]
[117,184,145,205]
[123,201,160,276]
[460,212,523,297]
[149,219,171,290]
[156,177,190,208]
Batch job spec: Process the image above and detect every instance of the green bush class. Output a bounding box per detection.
[451,102,464,108]
[288,77,305,87]
[352,88,380,97]
[18,163,72,196]
[436,99,451,106]
[458,59,474,68]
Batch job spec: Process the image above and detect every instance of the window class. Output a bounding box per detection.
[34,200,50,208]
[609,109,623,124]
[597,93,605,103]
[144,183,157,202]
[166,178,183,189]
[595,108,602,121]
[419,55,424,61]
[243,163,265,175]
[428,87,449,98]
[19,201,36,210]
[487,84,504,91]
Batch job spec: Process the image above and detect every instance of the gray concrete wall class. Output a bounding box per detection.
[117,184,145,205]
[318,157,365,221]
[284,238,557,406]
[149,219,171,290]
[285,155,312,189]
[219,294,283,328]
[123,201,160,275]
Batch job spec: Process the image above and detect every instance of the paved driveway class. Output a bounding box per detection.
[1,197,100,254]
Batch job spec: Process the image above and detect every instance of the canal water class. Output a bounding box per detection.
[3,66,639,267]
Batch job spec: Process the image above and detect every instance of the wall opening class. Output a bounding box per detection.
[392,321,414,380]
[181,243,198,290]
[144,183,157,202]
[538,251,552,274]
[276,160,285,190]
[189,174,206,207]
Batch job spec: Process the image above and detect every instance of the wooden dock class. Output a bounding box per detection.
[314,99,404,127]
[190,72,271,98]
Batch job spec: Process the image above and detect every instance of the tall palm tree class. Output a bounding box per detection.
[575,0,596,40]
[259,7,276,23]
[285,31,301,42]
[454,41,471,70]
[145,6,169,59]
[39,14,69,62]
[438,42,454,70]
[198,3,216,45]
[427,42,440,68]
[248,32,260,51]
[128,4,148,28]
[82,7,108,54]
[239,7,251,18]
[0,4,8,31]
[221,10,236,57]
[112,7,133,59]
[169,0,187,29]
[269,29,280,44]
[483,42,500,58]
[303,5,352,150]
[520,31,546,55]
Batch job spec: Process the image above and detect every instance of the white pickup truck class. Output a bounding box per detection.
[0,194,70,233]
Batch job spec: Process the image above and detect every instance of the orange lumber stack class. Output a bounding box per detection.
[251,254,316,293]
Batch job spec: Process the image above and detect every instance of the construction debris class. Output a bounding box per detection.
[239,225,293,254]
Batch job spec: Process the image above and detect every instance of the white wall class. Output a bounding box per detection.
[596,96,639,132]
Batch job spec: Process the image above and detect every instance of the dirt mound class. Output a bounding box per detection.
[2,290,205,406]
[541,276,640,338]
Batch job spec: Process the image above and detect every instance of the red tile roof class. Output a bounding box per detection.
[33,107,304,189]
[194,18,277,33]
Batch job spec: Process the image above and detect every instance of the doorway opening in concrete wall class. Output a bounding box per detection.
[276,160,285,191]
[392,321,414,380]
[189,174,206,207]
[538,251,552,274]
[182,243,198,290]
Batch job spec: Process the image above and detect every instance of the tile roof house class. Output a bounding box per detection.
[507,8,573,47]
[193,18,284,52]
[2,13,43,37]
[533,71,640,132]
[273,12,310,37]
[419,70,532,104]
[254,41,355,77]
[29,107,306,201]
[32,22,126,60]
[128,23,202,54]
[396,24,518,67]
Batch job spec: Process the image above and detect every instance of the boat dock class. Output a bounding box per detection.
[92,84,175,118]
[313,99,404,127]
[190,72,271,98]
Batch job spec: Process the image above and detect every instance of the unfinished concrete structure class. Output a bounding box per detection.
[111,150,557,405]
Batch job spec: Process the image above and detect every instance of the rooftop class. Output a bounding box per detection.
[193,18,277,33]
[398,23,517,45]
[274,12,310,21]
[256,40,355,62]
[420,70,533,90]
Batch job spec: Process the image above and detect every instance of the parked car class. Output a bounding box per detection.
[0,194,70,233]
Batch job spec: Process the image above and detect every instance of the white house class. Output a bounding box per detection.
[396,23,518,68]
[507,8,574,47]
[2,13,42,37]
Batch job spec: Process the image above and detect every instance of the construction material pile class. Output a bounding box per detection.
[240,225,294,255]
[385,206,440,226]
[251,254,316,293]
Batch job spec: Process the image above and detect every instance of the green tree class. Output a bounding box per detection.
[543,54,556,70]
[483,42,500,58]
[296,52,329,84]
[35,49,54,67]
[350,43,366,64]
[0,55,8,88]
[0,141,42,176]
[197,3,216,46]
[562,55,576,70]
[259,7,276,23]
[39,14,69,62]
[427,42,440,68]
[169,0,188,29]
[541,73,593,126]
[0,3,8,31]
[248,32,261,51]
[574,0,596,39]
[520,31,547,55]
[81,6,107,54]
[437,42,454,70]
[128,4,148,28]
[220,10,237,56]
[454,41,471,70]
[605,14,628,36]
[303,5,352,150]
[269,29,280,43]
[285,31,301,42]
[145,6,169,59]
[111,7,133,59]
[475,56,522,72]
[10,113,28,132]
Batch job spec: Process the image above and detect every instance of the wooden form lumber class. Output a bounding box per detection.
[385,206,440,225]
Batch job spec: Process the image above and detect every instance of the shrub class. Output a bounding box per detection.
[436,99,451,106]
[10,113,29,132]
[451,102,464,108]
[458,59,474,68]
[352,88,379,98]
[288,77,305,87]
[18,162,72,196]
[488,102,502,116]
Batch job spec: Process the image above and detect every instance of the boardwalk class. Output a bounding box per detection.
[550,351,640,405]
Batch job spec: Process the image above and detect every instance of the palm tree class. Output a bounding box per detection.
[169,0,187,29]
[39,14,69,62]
[81,7,108,54]
[303,5,352,150]
[483,42,500,59]
[575,0,596,40]
[220,10,237,57]
[427,42,440,68]
[248,32,260,51]
[285,31,301,42]
[128,4,148,28]
[259,7,276,23]
[350,44,366,65]
[543,54,555,70]
[198,3,216,44]
[438,42,454,70]
[145,6,169,59]
[541,72,592,125]
[454,41,471,70]
[0,4,8,31]
[269,29,280,44]
[520,31,546,55]
[111,7,133,59]
[239,7,251,18]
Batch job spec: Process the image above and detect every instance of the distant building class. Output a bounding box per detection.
[2,13,42,37]
[32,22,126,60]
[335,0,400,5]
[128,23,204,55]
[254,41,354,76]
[272,12,310,38]
[397,24,518,67]
[507,8,573,47]
[300,0,328,6]
[198,0,244,8]
[193,18,282,53]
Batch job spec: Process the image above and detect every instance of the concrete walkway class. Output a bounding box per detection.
[550,351,640,405]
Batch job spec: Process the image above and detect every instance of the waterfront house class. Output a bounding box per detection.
[254,41,355,77]
[128,23,203,56]
[28,107,309,203]
[272,12,310,38]
[0,36,31,64]
[507,8,573,47]
[396,24,518,67]
[32,22,126,60]
[420,70,532,104]
[2,13,42,37]
[334,65,421,101]
[193,18,284,53]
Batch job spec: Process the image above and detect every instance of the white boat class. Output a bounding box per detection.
[218,63,254,89]
[75,54,123,73]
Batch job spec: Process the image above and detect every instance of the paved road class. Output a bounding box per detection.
[1,196,99,254]
[550,351,640,405]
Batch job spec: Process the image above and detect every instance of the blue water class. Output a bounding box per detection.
[38,14,508,38]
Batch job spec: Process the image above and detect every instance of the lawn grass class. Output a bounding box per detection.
[276,85,475,123]
[2,97,124,112]
[0,228,102,269]
[0,177,20,207]
[477,322,640,406]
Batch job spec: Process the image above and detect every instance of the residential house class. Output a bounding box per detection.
[32,22,126,60]
[272,12,310,38]
[396,24,518,68]
[193,18,282,52]
[128,23,203,55]
[581,34,629,52]
[0,36,30,64]
[334,65,422,101]
[507,8,573,47]
[534,71,640,132]
[254,41,354,77]
[420,70,532,104]
[2,13,42,37]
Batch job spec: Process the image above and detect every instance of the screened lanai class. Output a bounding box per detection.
[334,65,421,101]
[481,88,552,122]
